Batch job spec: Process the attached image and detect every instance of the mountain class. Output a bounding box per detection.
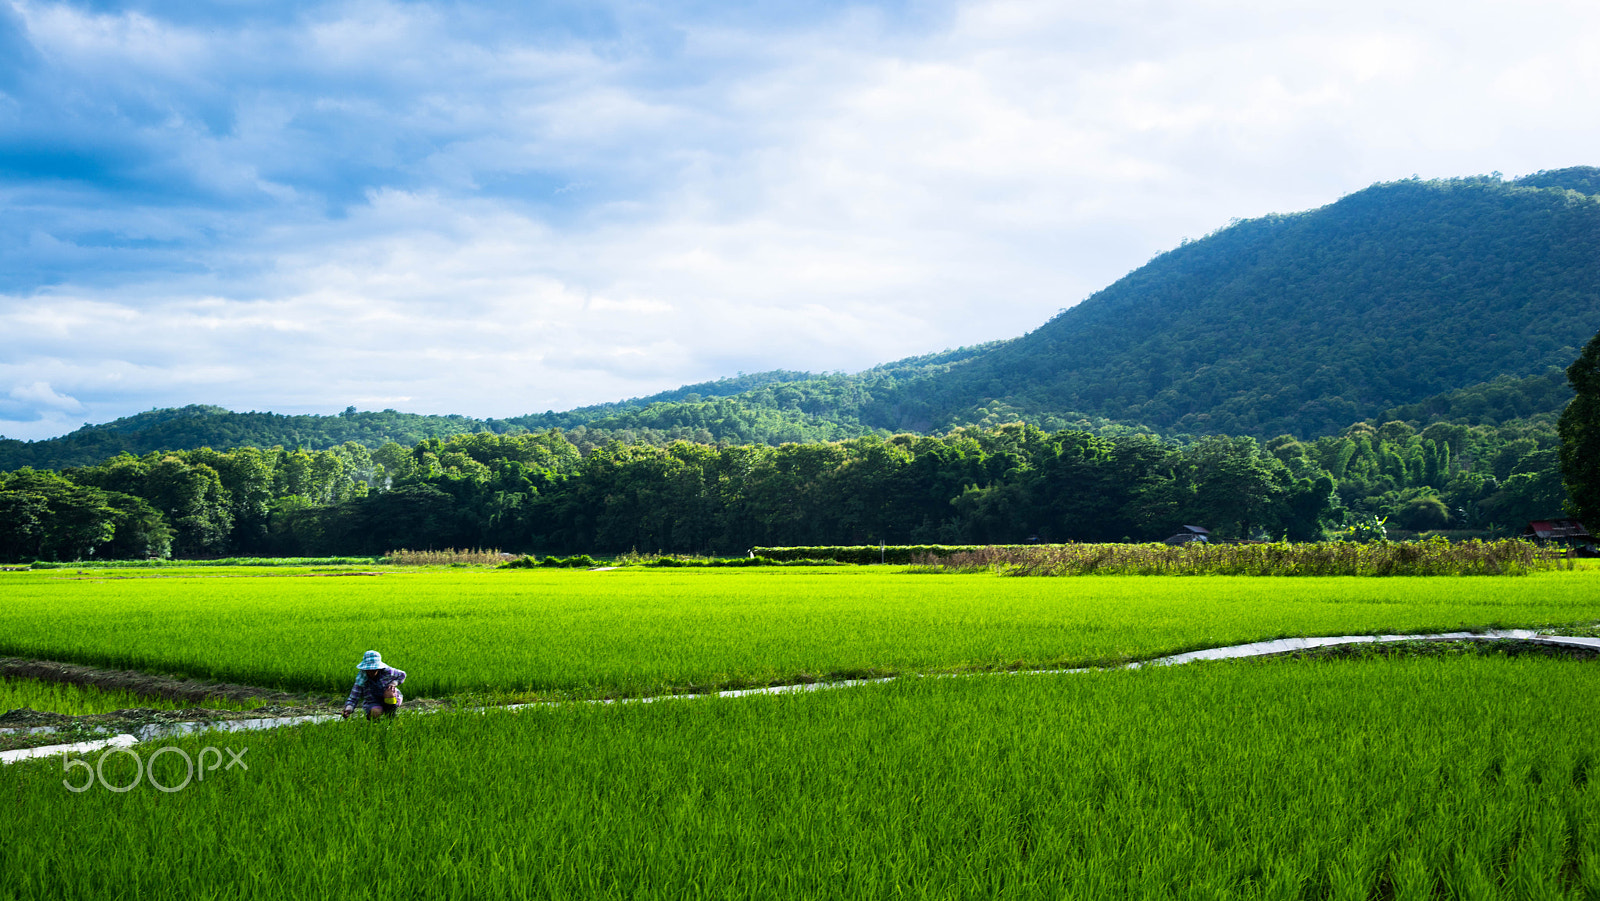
[3,169,1598,470]
[513,168,1600,440]
[863,169,1600,437]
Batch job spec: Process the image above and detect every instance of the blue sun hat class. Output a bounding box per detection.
[357,650,385,670]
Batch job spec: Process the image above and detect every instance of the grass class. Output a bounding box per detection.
[3,566,1600,699]
[3,654,1597,899]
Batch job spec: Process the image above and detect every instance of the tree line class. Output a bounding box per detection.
[0,412,1570,562]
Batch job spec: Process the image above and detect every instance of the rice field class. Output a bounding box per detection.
[3,655,1596,899]
[3,565,1599,899]
[1,566,1599,700]
[3,566,1600,700]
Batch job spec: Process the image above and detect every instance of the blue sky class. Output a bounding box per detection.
[3,0,1599,439]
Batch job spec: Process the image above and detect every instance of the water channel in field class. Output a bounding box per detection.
[6,629,1598,765]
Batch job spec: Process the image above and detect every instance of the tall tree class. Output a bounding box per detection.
[1558,328,1600,525]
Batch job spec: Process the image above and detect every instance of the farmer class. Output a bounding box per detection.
[342,650,406,720]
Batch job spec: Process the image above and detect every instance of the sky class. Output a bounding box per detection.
[3,0,1599,440]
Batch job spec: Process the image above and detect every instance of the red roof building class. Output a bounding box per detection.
[1522,519,1592,542]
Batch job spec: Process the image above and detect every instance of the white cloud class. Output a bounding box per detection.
[9,380,82,411]
[3,0,1600,440]
[16,1,212,74]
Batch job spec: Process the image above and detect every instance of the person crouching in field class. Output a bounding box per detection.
[342,650,406,720]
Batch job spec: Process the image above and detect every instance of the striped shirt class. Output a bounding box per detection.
[345,666,406,710]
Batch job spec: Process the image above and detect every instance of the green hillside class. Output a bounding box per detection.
[874,170,1600,437]
[1372,368,1571,429]
[0,346,1021,470]
[0,406,520,471]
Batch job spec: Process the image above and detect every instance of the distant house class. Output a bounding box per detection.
[1522,519,1592,544]
[1163,525,1211,546]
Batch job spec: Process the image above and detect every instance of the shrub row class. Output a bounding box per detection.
[500,555,601,569]
[384,548,507,566]
[910,539,1567,577]
[26,556,384,569]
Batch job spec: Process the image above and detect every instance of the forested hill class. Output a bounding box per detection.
[523,169,1600,439]
[0,396,904,471]
[0,367,1573,475]
[510,343,998,430]
[0,345,1012,470]
[0,406,518,471]
[550,169,1600,440]
[860,169,1600,438]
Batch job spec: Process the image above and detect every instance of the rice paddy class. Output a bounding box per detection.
[3,564,1598,899]
[4,655,1598,899]
[2,566,1600,699]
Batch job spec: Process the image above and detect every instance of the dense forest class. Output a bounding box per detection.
[0,405,1568,561]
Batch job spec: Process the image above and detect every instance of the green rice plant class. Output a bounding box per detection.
[0,677,256,716]
[3,656,1596,899]
[915,538,1565,576]
[2,566,1600,698]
